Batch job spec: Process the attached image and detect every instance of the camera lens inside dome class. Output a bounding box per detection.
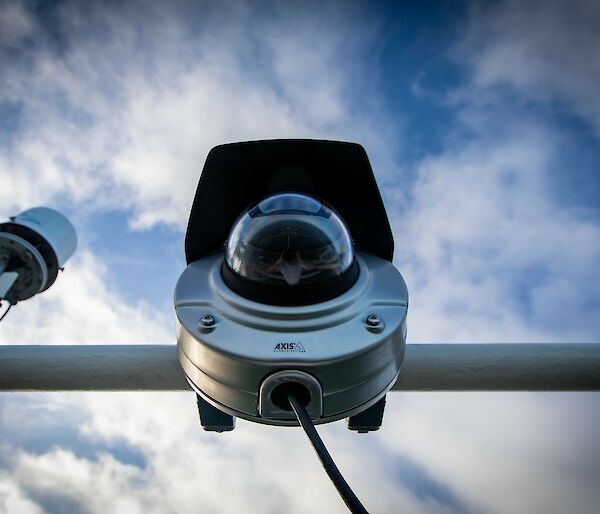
[225,193,355,291]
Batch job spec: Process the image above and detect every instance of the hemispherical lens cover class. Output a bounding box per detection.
[225,193,354,288]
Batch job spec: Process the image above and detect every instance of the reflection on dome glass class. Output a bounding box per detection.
[225,193,354,287]
[258,193,323,214]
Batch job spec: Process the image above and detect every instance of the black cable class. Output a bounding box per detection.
[287,393,370,514]
[0,302,12,323]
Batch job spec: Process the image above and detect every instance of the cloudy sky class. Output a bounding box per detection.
[1,0,599,512]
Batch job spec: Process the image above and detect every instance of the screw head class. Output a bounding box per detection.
[366,314,380,326]
[200,314,216,327]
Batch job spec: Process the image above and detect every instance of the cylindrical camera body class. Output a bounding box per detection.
[175,249,408,426]
[10,207,77,267]
[0,207,77,303]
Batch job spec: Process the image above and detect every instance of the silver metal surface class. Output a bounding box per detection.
[0,344,599,392]
[175,251,409,425]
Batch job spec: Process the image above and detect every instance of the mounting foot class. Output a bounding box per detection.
[346,396,386,433]
[196,394,235,432]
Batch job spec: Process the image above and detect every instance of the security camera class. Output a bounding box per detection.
[0,207,77,312]
[175,140,408,433]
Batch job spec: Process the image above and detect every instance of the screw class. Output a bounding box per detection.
[366,314,380,327]
[200,314,216,327]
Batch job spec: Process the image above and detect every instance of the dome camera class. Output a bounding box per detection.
[175,140,408,433]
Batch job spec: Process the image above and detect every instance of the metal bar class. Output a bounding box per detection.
[0,345,190,391]
[0,344,599,392]
[394,344,600,391]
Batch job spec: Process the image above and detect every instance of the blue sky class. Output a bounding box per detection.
[1,0,599,513]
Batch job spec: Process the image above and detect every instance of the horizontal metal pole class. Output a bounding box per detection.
[0,345,190,392]
[0,344,599,392]
[394,344,600,391]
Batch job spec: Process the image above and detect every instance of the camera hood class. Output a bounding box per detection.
[185,139,394,264]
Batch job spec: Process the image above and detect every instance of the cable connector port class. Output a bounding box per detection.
[259,370,323,421]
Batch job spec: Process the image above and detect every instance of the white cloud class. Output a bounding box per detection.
[457,0,600,138]
[2,391,599,514]
[382,392,600,514]
[0,251,172,344]
[1,1,600,514]
[387,0,600,343]
[0,476,44,514]
[0,0,394,230]
[0,1,35,46]
[0,392,465,514]
[393,128,600,342]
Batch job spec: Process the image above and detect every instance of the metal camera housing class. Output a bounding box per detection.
[175,140,408,431]
[0,207,77,304]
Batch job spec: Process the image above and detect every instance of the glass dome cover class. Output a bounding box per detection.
[223,193,357,303]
